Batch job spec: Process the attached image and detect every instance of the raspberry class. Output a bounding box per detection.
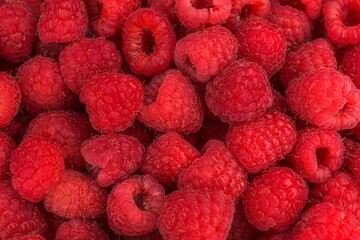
[0,180,47,239]
[178,140,248,202]
[205,60,273,123]
[16,56,75,115]
[0,131,15,180]
[107,175,165,236]
[290,203,360,239]
[24,111,93,171]
[158,190,235,239]
[278,0,322,19]
[286,69,360,131]
[226,111,297,173]
[80,73,144,133]
[55,219,109,240]
[242,167,308,231]
[340,44,360,88]
[138,69,203,134]
[280,38,337,87]
[175,0,232,30]
[174,25,238,83]
[81,133,144,187]
[148,0,177,24]
[37,0,88,43]
[9,235,46,240]
[0,72,21,128]
[4,0,42,16]
[290,128,344,183]
[59,37,122,94]
[0,2,35,63]
[44,170,107,219]
[235,17,287,76]
[231,0,271,18]
[10,136,65,202]
[122,8,176,77]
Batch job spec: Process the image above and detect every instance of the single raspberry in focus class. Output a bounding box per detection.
[59,37,122,94]
[340,44,360,88]
[55,218,109,240]
[44,170,107,219]
[286,69,360,131]
[158,190,235,239]
[81,133,144,187]
[141,132,201,185]
[37,0,88,43]
[206,59,273,123]
[138,69,203,134]
[122,8,176,77]
[242,167,308,231]
[174,25,238,83]
[80,73,144,133]
[0,72,21,128]
[107,175,165,236]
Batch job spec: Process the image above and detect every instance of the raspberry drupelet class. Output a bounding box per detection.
[0,72,21,128]
[55,218,109,240]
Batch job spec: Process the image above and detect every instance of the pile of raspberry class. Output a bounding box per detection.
[2,0,360,239]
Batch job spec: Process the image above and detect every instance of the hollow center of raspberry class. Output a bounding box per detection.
[238,5,254,20]
[316,147,330,167]
[133,193,147,211]
[142,28,155,55]
[191,0,214,9]
[342,5,360,27]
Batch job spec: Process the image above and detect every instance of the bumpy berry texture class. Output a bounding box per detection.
[0,72,21,128]
[44,170,107,219]
[55,219,109,240]
[290,128,344,183]
[122,8,176,77]
[347,148,360,182]
[10,136,65,202]
[0,180,47,239]
[16,56,75,114]
[340,44,360,88]
[235,17,287,76]
[206,59,273,123]
[158,190,235,240]
[107,175,165,236]
[24,111,93,170]
[148,0,177,23]
[243,167,308,231]
[80,73,144,133]
[141,132,201,185]
[226,111,297,173]
[37,0,88,43]
[81,133,144,187]
[4,0,42,16]
[178,139,248,202]
[59,37,122,94]
[174,25,238,83]
[291,203,360,239]
[0,2,35,63]
[138,69,203,134]
[0,131,15,180]
[297,0,322,19]
[175,0,231,30]
[280,38,337,87]
[286,69,360,131]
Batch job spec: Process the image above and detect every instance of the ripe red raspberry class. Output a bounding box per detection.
[148,0,177,24]
[175,0,231,30]
[242,167,308,231]
[107,175,165,236]
[0,180,47,239]
[174,25,238,83]
[178,140,247,202]
[290,128,344,183]
[44,170,107,219]
[280,38,337,87]
[81,133,144,187]
[291,203,360,239]
[55,218,109,240]
[141,132,201,185]
[0,72,21,128]
[286,69,360,131]
[0,2,35,63]
[138,69,203,134]
[122,8,175,77]
[158,190,235,239]
[24,111,93,171]
[235,17,287,76]
[37,0,88,43]
[0,131,15,180]
[10,136,65,202]
[206,60,273,123]
[4,0,42,16]
[16,56,75,114]
[80,73,144,133]
[59,37,122,94]
[340,44,360,88]
[226,111,297,173]
[278,0,322,19]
